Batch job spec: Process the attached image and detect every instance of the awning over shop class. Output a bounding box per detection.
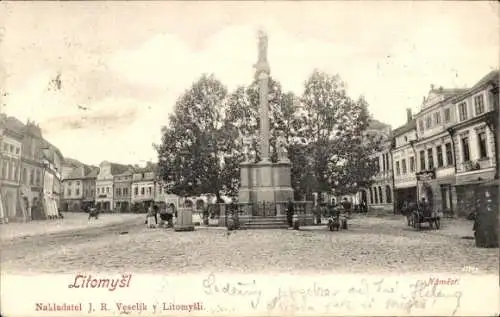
[456,170,495,186]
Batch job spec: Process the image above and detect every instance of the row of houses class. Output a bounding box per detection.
[0,115,64,223]
[364,70,499,217]
[61,161,181,212]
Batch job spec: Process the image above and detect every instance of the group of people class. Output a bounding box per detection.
[145,204,176,228]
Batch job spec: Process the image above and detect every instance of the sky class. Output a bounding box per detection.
[1,1,498,166]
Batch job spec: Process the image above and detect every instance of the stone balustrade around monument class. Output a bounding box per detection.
[206,201,314,227]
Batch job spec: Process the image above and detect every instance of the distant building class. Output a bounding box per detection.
[95,161,128,211]
[81,167,99,210]
[62,165,89,211]
[113,170,133,212]
[131,171,156,209]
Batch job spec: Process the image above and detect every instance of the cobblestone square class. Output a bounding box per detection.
[1,213,497,275]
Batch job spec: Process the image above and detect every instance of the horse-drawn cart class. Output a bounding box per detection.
[405,205,442,230]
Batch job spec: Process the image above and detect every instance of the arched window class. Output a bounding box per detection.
[373,187,378,204]
[369,188,374,204]
[386,185,392,203]
[378,186,383,204]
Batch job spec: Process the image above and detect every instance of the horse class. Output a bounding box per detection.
[401,202,418,227]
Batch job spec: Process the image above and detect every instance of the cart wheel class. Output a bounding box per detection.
[435,218,441,229]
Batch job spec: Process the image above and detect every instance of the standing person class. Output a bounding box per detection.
[286,199,294,228]
[341,198,352,218]
[146,206,156,228]
[153,204,159,225]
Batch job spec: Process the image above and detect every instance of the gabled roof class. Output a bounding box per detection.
[392,119,416,137]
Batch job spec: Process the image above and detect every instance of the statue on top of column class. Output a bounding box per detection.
[255,29,270,80]
[257,29,268,63]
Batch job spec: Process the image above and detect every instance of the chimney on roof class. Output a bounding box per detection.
[406,108,412,123]
[430,84,435,90]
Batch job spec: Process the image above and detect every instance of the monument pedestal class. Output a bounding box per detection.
[238,159,294,206]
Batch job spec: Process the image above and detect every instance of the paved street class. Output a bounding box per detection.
[1,213,497,274]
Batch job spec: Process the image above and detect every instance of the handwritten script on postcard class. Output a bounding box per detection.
[1,273,497,316]
[200,274,477,316]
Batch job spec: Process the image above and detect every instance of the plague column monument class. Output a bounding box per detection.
[238,30,294,207]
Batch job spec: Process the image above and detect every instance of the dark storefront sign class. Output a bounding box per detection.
[416,170,436,181]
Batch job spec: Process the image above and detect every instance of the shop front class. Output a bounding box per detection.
[455,169,496,217]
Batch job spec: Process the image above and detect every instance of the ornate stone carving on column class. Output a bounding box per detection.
[254,29,271,162]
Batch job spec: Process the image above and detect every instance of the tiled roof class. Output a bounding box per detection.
[110,163,130,175]
[67,167,86,179]
[470,69,499,90]
[84,167,99,179]
[392,119,416,137]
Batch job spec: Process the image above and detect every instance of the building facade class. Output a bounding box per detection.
[82,168,98,210]
[62,166,88,212]
[359,119,394,213]
[391,113,418,212]
[0,118,24,222]
[450,71,499,216]
[131,171,156,209]
[95,161,128,211]
[113,171,132,212]
[412,86,466,216]
[396,70,498,217]
[0,116,65,222]
[96,161,113,211]
[41,141,64,217]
